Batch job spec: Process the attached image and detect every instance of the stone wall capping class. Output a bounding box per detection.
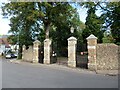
[33,40,41,44]
[44,38,52,42]
[86,34,97,40]
[67,36,77,41]
[98,43,118,46]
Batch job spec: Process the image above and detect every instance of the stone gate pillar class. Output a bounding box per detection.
[86,34,97,71]
[22,45,26,60]
[67,36,77,67]
[44,39,52,64]
[33,40,41,63]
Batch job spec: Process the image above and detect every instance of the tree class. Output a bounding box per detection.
[80,2,104,43]
[102,31,114,43]
[2,2,37,58]
[49,9,82,56]
[79,2,120,45]
[106,2,120,45]
[2,2,80,58]
[97,2,120,45]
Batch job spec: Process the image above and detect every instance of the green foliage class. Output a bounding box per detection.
[81,2,104,43]
[110,3,120,45]
[79,2,120,45]
[7,35,17,45]
[102,31,114,43]
[2,2,82,57]
[99,2,120,45]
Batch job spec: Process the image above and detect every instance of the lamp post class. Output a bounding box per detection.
[35,31,39,40]
[35,36,38,40]
[70,27,74,36]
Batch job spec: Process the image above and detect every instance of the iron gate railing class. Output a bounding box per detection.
[76,43,88,69]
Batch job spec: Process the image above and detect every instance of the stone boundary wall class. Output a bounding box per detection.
[96,43,119,70]
[22,46,33,62]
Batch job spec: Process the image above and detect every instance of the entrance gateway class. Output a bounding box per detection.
[35,37,88,69]
[22,36,88,69]
[76,42,88,69]
[22,34,119,71]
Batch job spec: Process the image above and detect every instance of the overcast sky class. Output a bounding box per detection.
[0,2,87,35]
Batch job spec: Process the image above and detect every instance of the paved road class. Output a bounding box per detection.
[1,58,118,88]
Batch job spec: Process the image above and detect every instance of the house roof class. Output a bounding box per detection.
[0,35,10,48]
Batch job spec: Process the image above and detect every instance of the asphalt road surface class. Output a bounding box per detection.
[1,58,118,88]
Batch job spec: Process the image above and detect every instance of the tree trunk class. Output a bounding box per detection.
[18,44,22,59]
[45,23,51,39]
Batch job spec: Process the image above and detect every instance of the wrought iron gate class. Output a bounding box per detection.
[39,45,44,63]
[76,43,88,69]
[50,41,57,64]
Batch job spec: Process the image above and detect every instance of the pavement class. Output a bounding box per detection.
[9,59,118,76]
[9,59,96,75]
[1,58,118,88]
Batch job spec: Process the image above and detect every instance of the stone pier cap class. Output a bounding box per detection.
[33,40,41,44]
[86,34,97,40]
[67,36,77,41]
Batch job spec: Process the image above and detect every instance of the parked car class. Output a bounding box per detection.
[5,53,15,59]
[14,53,18,58]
